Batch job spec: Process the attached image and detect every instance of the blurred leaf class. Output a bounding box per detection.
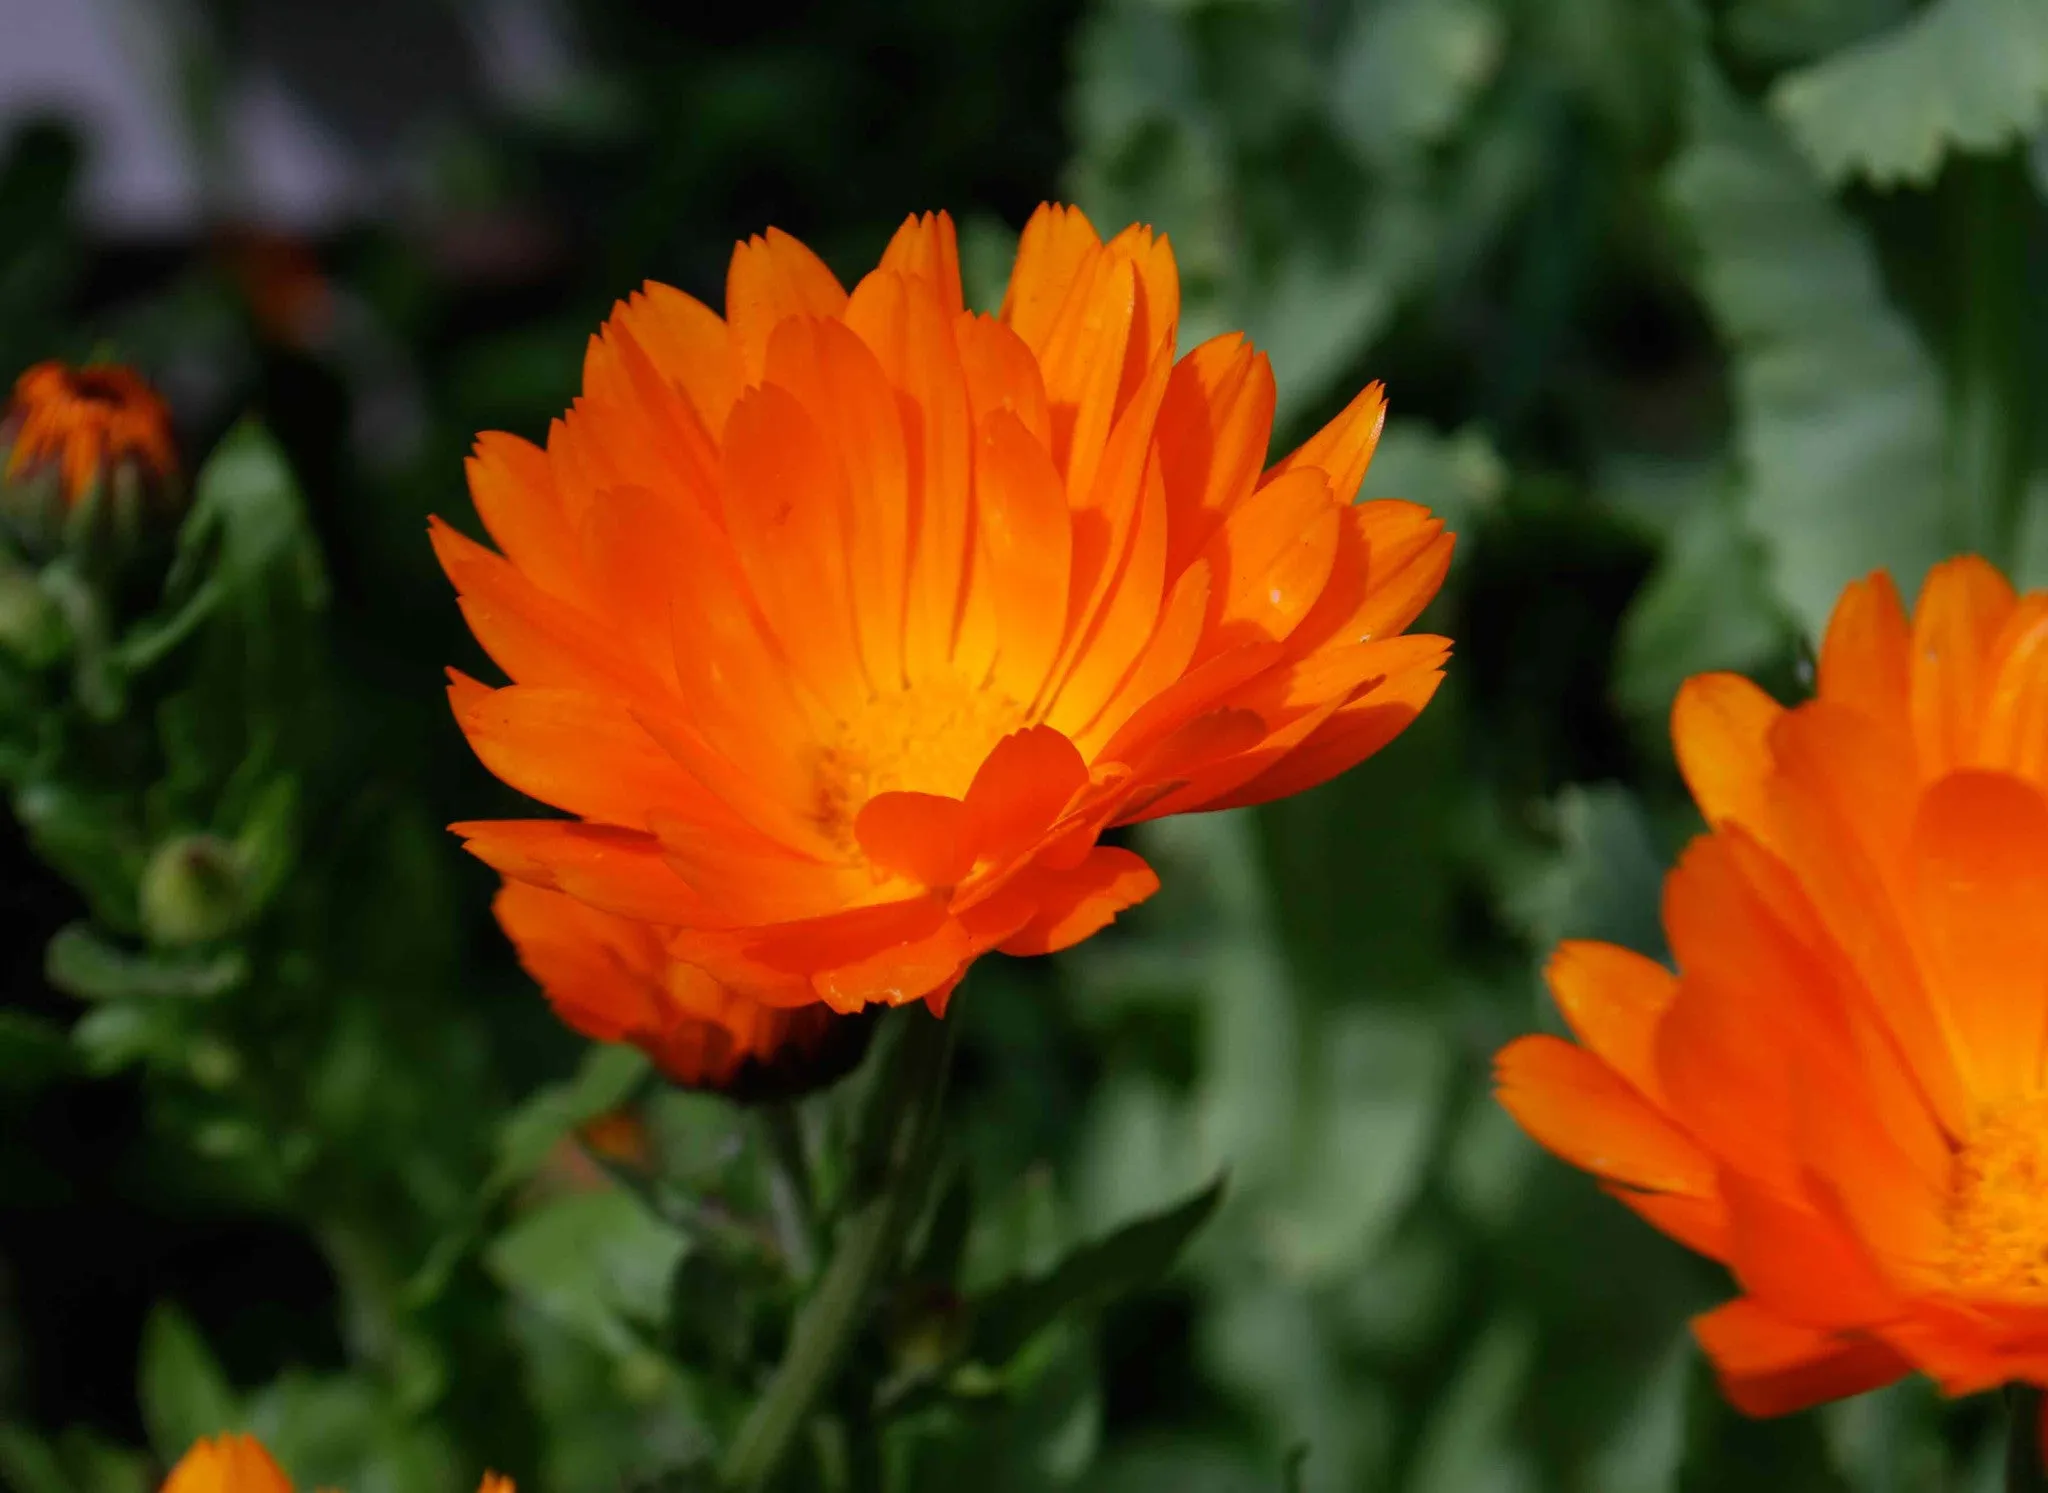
[0,1424,72,1493]
[490,1043,651,1198]
[137,1304,240,1464]
[13,783,144,931]
[1724,0,1908,64]
[967,1175,1224,1370]
[1499,784,1665,960]
[1404,1321,1537,1493]
[1666,74,1946,638]
[70,1002,180,1076]
[243,1370,461,1493]
[1360,419,1505,540]
[1585,1335,1689,1493]
[1263,1009,1448,1284]
[0,1009,71,1093]
[486,1190,687,1357]
[119,422,326,675]
[1613,493,1791,729]
[45,922,247,1003]
[1330,0,1504,170]
[1770,0,2048,188]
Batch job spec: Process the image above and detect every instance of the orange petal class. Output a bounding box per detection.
[162,1435,295,1493]
[465,430,586,603]
[1910,555,2017,779]
[1102,222,1180,411]
[1546,940,1678,1105]
[1000,202,1104,354]
[1721,1170,1903,1329]
[1818,569,1911,739]
[1070,560,1211,757]
[815,916,973,1012]
[1655,961,1802,1197]
[1975,593,2048,782]
[1494,1034,1717,1197]
[1194,467,1341,660]
[855,791,975,888]
[1046,452,1169,734]
[1671,673,1783,833]
[606,280,740,441]
[673,897,948,1009]
[955,311,1051,448]
[1611,1185,1731,1261]
[727,227,849,384]
[1270,379,1386,504]
[998,845,1160,955]
[720,382,871,713]
[430,517,652,697]
[895,283,976,685]
[963,725,1089,867]
[973,408,1072,702]
[453,820,707,924]
[1692,1298,1910,1416]
[1040,252,1135,507]
[1156,333,1277,577]
[1288,500,1451,656]
[1906,770,2048,1107]
[453,683,710,829]
[1194,647,1444,811]
[879,210,964,313]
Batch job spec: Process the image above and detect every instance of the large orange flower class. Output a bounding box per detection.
[161,1434,508,1493]
[436,205,1450,1035]
[1497,557,2048,1417]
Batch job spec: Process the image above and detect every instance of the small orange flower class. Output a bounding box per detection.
[3,361,176,506]
[1497,556,2048,1416]
[437,204,1451,1035]
[160,1434,509,1493]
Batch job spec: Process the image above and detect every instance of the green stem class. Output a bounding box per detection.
[720,1011,955,1492]
[2009,1385,2047,1493]
[762,1102,819,1281]
[1945,153,2031,572]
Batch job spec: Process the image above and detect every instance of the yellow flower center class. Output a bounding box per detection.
[809,675,1029,850]
[1946,1095,2048,1300]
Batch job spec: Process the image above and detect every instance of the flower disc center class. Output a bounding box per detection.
[1946,1094,2048,1300]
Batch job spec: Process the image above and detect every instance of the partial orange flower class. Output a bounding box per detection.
[3,361,177,507]
[436,204,1451,1032]
[1497,556,2048,1416]
[493,878,854,1093]
[160,1434,508,1493]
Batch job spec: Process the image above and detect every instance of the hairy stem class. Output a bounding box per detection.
[720,1011,955,1491]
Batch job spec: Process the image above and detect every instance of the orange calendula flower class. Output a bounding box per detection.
[436,204,1451,1036]
[3,361,177,507]
[160,1434,509,1493]
[1497,556,2048,1417]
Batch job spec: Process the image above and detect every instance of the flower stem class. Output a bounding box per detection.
[720,1010,955,1491]
[2008,1384,2047,1493]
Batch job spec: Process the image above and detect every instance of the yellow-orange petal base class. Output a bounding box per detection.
[1496,556,2048,1415]
[3,360,176,504]
[437,203,1451,1039]
[161,1434,508,1493]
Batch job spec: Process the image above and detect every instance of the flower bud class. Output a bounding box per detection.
[1,361,179,563]
[139,833,247,947]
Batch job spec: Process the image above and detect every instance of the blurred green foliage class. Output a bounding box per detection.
[1,0,2045,1491]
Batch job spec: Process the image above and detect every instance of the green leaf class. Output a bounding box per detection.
[1330,0,1504,170]
[45,922,248,1003]
[118,421,326,676]
[1613,493,1792,728]
[1770,0,2048,188]
[136,1304,240,1464]
[1666,72,1946,638]
[1499,784,1666,961]
[0,1424,73,1493]
[490,1043,651,1199]
[967,1174,1225,1370]
[1404,1322,1537,1493]
[0,1010,72,1093]
[485,1189,687,1357]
